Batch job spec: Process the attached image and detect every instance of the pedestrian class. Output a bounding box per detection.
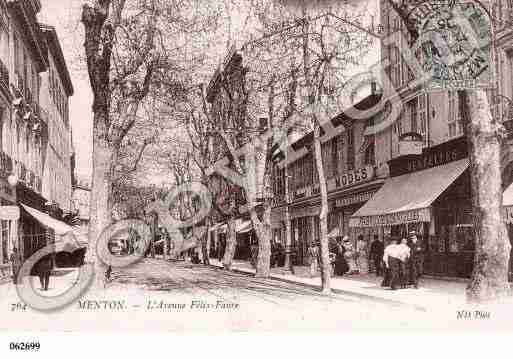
[37,254,53,291]
[407,231,424,289]
[270,240,277,268]
[307,242,320,277]
[333,238,349,276]
[10,247,22,285]
[397,238,411,289]
[355,235,368,274]
[369,235,385,276]
[342,236,358,274]
[382,237,401,290]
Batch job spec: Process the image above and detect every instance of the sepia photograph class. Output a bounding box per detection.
[0,0,512,342]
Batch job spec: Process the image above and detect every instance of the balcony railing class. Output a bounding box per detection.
[0,59,8,89]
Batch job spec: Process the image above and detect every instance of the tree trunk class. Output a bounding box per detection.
[313,122,331,295]
[284,207,293,270]
[253,206,272,278]
[223,218,237,270]
[87,121,115,289]
[163,234,168,261]
[284,159,293,270]
[202,237,210,265]
[460,90,511,302]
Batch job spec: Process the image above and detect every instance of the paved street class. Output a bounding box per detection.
[1,258,513,331]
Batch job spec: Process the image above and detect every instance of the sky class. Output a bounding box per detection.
[37,0,380,184]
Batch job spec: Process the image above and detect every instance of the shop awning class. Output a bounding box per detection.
[349,158,469,228]
[21,204,75,237]
[236,220,252,234]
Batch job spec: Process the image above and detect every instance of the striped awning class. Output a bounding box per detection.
[350,159,469,227]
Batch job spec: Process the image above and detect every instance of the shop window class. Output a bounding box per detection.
[364,141,375,165]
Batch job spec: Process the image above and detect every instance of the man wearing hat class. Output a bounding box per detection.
[407,231,424,289]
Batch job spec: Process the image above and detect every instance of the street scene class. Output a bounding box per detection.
[1,0,513,331]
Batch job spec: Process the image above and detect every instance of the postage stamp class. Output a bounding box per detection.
[411,0,494,90]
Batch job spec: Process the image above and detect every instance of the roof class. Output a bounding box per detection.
[39,23,74,96]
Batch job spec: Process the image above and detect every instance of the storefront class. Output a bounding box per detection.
[350,136,475,278]
[326,165,385,251]
[17,184,48,262]
[289,204,320,265]
[0,177,18,280]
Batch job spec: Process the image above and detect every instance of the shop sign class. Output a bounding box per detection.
[0,206,20,220]
[328,166,374,192]
[399,140,423,156]
[390,137,468,177]
[335,191,375,208]
[349,207,431,227]
[398,132,424,156]
[290,205,320,219]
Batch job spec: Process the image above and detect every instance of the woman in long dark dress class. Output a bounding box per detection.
[334,238,349,276]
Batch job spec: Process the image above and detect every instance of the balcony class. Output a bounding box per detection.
[0,59,8,90]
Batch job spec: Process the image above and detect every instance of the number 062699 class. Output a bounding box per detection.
[10,342,40,351]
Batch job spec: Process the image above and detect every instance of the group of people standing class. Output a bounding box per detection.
[307,235,372,277]
[380,232,423,290]
[306,231,423,291]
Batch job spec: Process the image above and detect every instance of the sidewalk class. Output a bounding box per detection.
[209,259,468,310]
[0,268,80,305]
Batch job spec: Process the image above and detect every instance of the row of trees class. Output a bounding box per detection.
[81,0,511,302]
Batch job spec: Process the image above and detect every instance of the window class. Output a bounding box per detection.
[346,126,355,170]
[418,93,428,143]
[448,91,463,138]
[364,141,375,166]
[407,97,418,133]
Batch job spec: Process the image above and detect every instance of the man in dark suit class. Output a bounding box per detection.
[37,254,53,291]
[407,231,424,289]
[369,235,385,276]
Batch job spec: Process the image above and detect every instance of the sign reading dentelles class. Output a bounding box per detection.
[349,207,432,228]
[410,0,493,90]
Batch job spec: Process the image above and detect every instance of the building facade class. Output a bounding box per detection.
[348,0,513,278]
[0,0,74,280]
[39,23,73,214]
[72,174,91,238]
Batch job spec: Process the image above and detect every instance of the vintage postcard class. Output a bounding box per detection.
[0,0,513,337]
